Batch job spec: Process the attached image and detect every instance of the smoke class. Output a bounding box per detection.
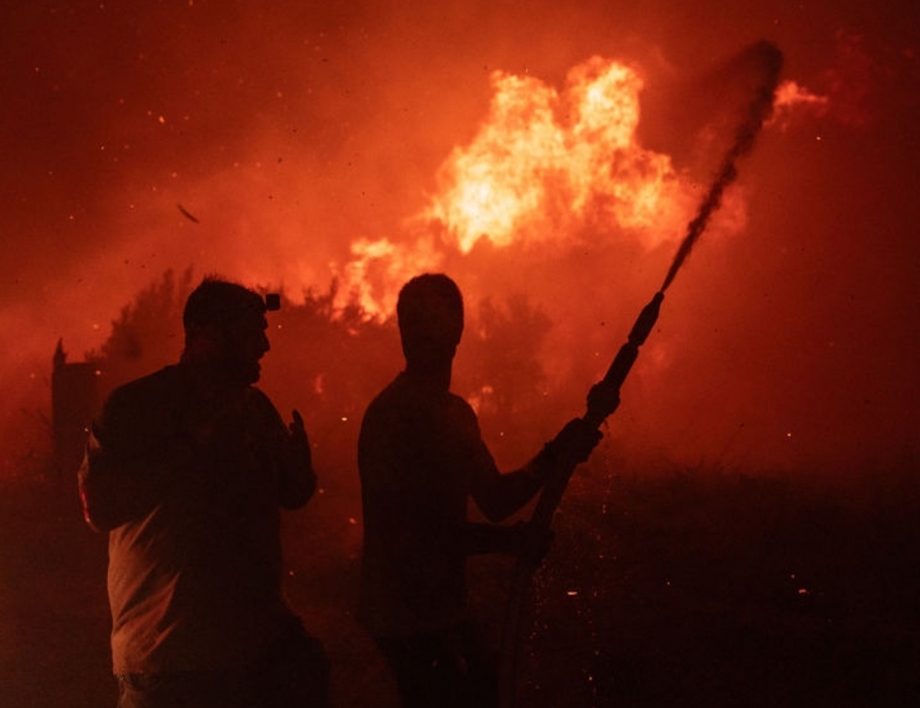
[2,1,919,478]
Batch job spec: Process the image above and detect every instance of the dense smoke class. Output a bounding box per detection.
[3,1,919,478]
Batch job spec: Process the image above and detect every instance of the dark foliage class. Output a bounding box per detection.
[6,461,920,707]
[88,267,194,402]
[31,271,920,706]
[87,270,558,474]
[514,462,920,707]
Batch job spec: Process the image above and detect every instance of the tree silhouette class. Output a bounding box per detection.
[90,267,194,400]
[88,270,557,473]
[457,294,554,465]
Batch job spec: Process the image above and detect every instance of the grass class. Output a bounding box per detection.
[2,457,918,707]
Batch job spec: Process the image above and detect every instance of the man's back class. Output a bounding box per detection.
[358,371,497,638]
[86,364,295,673]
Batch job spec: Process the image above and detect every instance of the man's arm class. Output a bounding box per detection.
[471,418,602,524]
[78,433,171,532]
[276,408,317,509]
[360,487,544,564]
[78,388,182,532]
[462,520,554,563]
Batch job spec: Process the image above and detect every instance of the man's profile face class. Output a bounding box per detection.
[216,312,270,385]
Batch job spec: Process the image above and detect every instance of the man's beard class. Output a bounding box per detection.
[221,357,261,386]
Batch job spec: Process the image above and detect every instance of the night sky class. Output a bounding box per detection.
[2,0,918,473]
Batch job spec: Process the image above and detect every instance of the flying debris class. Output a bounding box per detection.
[177,204,200,223]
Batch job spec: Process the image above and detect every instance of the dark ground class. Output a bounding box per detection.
[2,458,919,708]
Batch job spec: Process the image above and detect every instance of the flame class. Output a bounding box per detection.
[773,80,829,110]
[422,56,690,253]
[336,235,443,319]
[333,55,783,319]
[768,79,829,129]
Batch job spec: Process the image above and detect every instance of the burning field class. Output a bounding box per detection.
[1,0,919,705]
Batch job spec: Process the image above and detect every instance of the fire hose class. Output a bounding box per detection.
[499,40,784,707]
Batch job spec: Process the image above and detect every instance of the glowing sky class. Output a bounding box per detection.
[2,0,918,472]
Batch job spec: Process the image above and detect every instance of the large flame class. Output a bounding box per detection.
[424,57,688,252]
[335,56,707,318]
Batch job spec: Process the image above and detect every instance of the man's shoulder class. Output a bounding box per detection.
[96,366,184,440]
[363,374,477,428]
[106,365,181,406]
[245,385,282,418]
[364,375,403,412]
[445,390,475,415]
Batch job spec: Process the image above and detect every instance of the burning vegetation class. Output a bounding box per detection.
[5,19,917,477]
[2,2,920,703]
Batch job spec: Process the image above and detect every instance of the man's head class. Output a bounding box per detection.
[397,274,464,371]
[182,277,270,385]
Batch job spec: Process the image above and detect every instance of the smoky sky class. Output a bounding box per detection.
[2,0,919,472]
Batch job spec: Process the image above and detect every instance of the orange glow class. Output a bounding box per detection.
[336,235,444,319]
[327,54,781,327]
[769,80,829,128]
[773,80,829,110]
[422,57,691,254]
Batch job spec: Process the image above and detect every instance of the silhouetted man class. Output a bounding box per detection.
[358,273,603,707]
[79,277,330,708]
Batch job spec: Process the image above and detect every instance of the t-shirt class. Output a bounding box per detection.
[81,365,302,673]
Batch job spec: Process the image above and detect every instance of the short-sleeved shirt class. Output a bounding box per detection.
[358,372,499,637]
[86,365,298,674]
